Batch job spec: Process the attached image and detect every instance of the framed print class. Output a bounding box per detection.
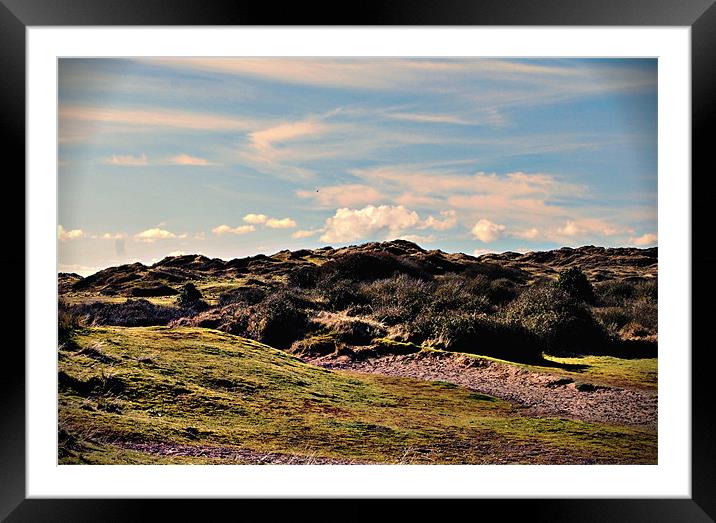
[3,0,714,520]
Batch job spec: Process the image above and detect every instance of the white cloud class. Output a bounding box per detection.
[243,213,268,224]
[58,225,85,242]
[265,217,297,229]
[242,213,296,229]
[134,228,177,243]
[292,229,321,239]
[167,250,186,257]
[168,154,214,166]
[212,224,255,235]
[420,210,457,231]
[107,153,148,166]
[631,232,657,246]
[471,219,506,243]
[320,205,421,243]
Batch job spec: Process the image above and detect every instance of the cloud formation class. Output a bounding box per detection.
[212,224,255,235]
[320,205,421,243]
[134,228,177,242]
[471,219,507,243]
[58,225,85,242]
[631,232,657,246]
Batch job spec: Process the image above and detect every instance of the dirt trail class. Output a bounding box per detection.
[314,353,657,429]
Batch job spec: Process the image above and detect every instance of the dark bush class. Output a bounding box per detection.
[129,284,179,297]
[318,279,367,310]
[634,279,658,304]
[556,267,595,303]
[70,299,182,327]
[503,284,607,355]
[427,274,492,314]
[58,301,82,348]
[290,334,337,357]
[630,301,658,332]
[287,265,319,288]
[411,311,542,362]
[317,251,431,283]
[487,278,520,305]
[322,316,387,345]
[594,279,636,307]
[361,274,434,325]
[218,286,268,307]
[246,292,309,349]
[176,282,209,311]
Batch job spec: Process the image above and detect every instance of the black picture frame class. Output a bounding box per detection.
[2,0,713,520]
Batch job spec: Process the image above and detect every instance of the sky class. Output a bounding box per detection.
[58,58,657,276]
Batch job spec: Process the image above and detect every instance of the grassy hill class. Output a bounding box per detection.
[59,326,656,465]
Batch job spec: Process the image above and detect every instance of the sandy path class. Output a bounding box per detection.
[314,352,657,429]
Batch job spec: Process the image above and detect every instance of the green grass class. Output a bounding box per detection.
[58,326,656,465]
[428,348,657,390]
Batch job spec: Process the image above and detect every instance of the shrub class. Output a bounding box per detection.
[594,280,636,307]
[176,282,209,311]
[290,334,337,357]
[361,274,434,325]
[630,301,658,332]
[286,265,319,288]
[246,293,309,349]
[427,274,492,314]
[70,299,182,327]
[322,315,387,345]
[556,267,595,303]
[318,279,367,310]
[129,284,179,297]
[593,306,632,336]
[503,284,607,355]
[411,311,542,361]
[217,285,267,307]
[58,301,82,348]
[317,251,431,283]
[634,279,658,304]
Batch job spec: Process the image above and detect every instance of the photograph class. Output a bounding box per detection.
[57,57,658,466]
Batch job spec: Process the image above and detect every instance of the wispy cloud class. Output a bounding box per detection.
[168,154,216,166]
[106,153,148,166]
[60,105,257,132]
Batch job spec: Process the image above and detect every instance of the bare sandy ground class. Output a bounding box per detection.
[311,352,657,429]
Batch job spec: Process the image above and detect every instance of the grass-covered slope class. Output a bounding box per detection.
[59,326,656,464]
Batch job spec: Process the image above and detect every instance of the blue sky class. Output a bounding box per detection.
[58,58,657,275]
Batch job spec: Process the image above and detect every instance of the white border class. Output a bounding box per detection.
[28,27,691,498]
